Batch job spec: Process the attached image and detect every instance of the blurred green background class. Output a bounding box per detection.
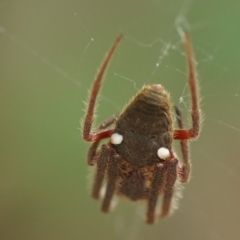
[1,0,240,239]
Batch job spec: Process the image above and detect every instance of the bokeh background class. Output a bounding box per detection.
[1,0,240,239]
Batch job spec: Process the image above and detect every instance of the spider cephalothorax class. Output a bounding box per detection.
[82,32,201,224]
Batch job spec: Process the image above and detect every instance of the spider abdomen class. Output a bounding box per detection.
[113,84,174,168]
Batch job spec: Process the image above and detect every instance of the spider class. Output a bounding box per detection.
[82,32,200,224]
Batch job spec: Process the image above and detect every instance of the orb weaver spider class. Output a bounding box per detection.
[82,31,201,224]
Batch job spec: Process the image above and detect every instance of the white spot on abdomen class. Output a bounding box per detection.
[111,133,123,145]
[157,147,170,160]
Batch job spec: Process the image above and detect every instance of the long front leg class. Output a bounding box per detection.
[174,106,190,182]
[174,31,201,140]
[82,35,123,142]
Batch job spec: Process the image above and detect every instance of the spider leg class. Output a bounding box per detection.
[174,106,190,182]
[83,35,123,142]
[101,153,122,212]
[92,145,112,199]
[87,116,117,166]
[146,163,167,224]
[160,159,178,217]
[174,31,201,140]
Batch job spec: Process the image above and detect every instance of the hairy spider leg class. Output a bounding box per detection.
[175,106,190,182]
[91,144,122,213]
[83,35,123,142]
[91,145,111,199]
[146,163,167,224]
[101,153,122,212]
[160,159,178,217]
[174,32,200,140]
[87,116,117,166]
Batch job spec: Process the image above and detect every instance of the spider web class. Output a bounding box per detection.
[1,0,240,240]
